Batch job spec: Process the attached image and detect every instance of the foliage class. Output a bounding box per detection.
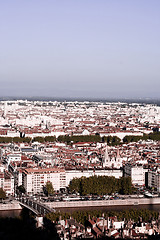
[0,131,159,145]
[123,132,160,144]
[32,137,45,143]
[148,132,160,141]
[0,188,6,200]
[16,185,26,194]
[69,176,133,195]
[33,136,56,143]
[68,177,81,193]
[119,177,133,195]
[13,137,31,143]
[44,136,56,142]
[123,135,144,143]
[0,137,31,143]
[46,208,159,226]
[57,135,101,144]
[102,136,121,146]
[45,181,54,195]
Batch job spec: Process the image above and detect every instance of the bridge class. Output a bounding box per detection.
[18,196,55,216]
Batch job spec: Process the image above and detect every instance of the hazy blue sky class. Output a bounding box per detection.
[1,0,160,99]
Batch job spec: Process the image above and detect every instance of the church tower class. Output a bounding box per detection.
[116,147,120,161]
[115,147,122,168]
[103,144,109,167]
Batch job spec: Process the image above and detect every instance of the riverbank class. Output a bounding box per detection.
[0,201,22,211]
[44,197,160,209]
[1,197,160,213]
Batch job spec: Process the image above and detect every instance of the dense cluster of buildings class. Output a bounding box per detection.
[0,100,159,139]
[0,100,159,196]
[56,215,160,239]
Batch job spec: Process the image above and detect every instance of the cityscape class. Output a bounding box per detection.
[0,99,160,239]
[1,0,160,239]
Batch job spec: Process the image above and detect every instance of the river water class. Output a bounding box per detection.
[56,204,160,213]
[1,204,160,218]
[0,209,22,218]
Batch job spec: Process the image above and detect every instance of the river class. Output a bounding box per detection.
[56,204,160,213]
[1,203,160,218]
[0,209,22,218]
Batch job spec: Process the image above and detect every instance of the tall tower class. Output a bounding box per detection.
[116,147,120,161]
[103,144,109,167]
[115,147,122,168]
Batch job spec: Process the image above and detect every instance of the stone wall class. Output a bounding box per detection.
[44,197,160,209]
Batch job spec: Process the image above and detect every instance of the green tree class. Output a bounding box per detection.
[13,137,23,143]
[69,175,134,196]
[103,136,121,146]
[32,137,44,143]
[120,177,133,195]
[0,188,6,200]
[44,136,56,142]
[69,178,81,193]
[45,181,54,195]
[57,135,101,144]
[17,185,26,194]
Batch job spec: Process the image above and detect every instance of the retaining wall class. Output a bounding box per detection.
[44,197,160,209]
[0,201,22,211]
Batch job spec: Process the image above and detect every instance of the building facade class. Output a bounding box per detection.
[22,167,66,194]
[148,170,160,192]
[124,163,145,186]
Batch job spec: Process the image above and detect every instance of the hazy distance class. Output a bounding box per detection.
[1,1,160,99]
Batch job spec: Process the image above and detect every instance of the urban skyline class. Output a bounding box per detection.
[0,99,160,239]
[1,1,160,239]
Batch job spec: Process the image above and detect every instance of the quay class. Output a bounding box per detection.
[44,197,160,209]
[1,197,160,213]
[0,201,22,211]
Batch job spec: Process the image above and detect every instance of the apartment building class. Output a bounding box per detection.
[22,167,123,194]
[0,171,14,195]
[5,154,21,166]
[124,163,145,186]
[22,167,66,194]
[148,169,160,192]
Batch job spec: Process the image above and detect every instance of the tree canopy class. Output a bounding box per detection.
[123,132,160,144]
[0,188,6,200]
[57,135,101,144]
[69,176,133,196]
[46,208,159,226]
[16,185,26,194]
[45,181,54,195]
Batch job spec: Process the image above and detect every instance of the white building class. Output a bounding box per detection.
[0,171,14,195]
[5,154,21,166]
[124,163,145,186]
[22,167,123,194]
[22,167,66,194]
[135,223,154,235]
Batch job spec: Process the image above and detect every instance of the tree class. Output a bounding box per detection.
[0,188,6,200]
[69,178,81,194]
[44,136,56,142]
[32,137,44,143]
[103,135,121,146]
[17,185,26,194]
[68,175,134,196]
[45,181,54,195]
[120,177,133,195]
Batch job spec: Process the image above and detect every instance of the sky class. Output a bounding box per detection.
[0,0,160,99]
